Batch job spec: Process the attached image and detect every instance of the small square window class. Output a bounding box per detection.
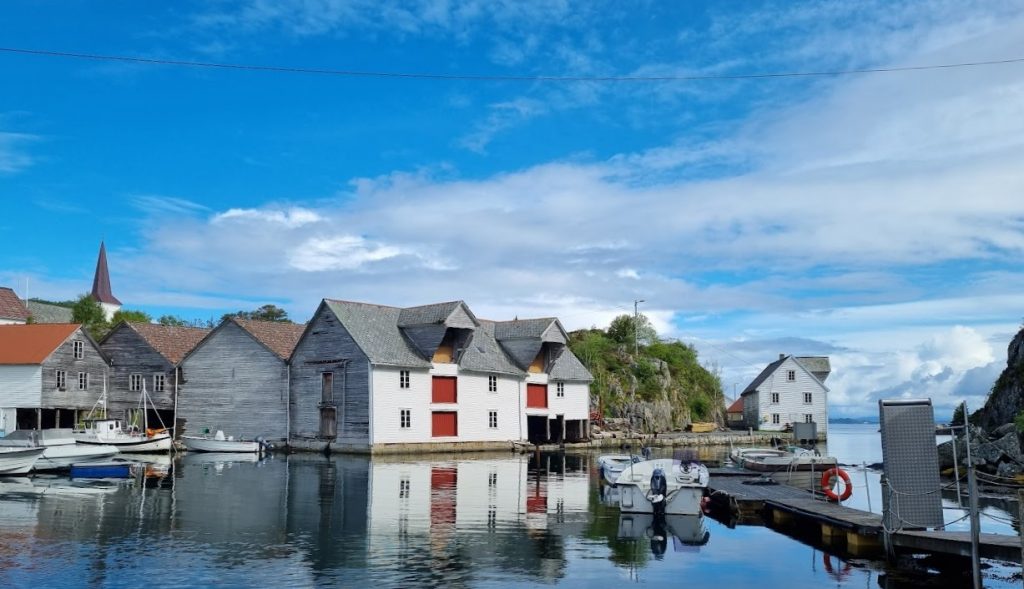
[804,392,812,404]
[399,370,410,389]
[129,374,142,392]
[488,375,497,392]
[787,370,796,381]
[73,341,84,359]
[488,410,498,429]
[78,372,88,391]
[55,370,66,391]
[771,413,780,425]
[771,392,780,404]
[556,382,565,398]
[400,409,411,429]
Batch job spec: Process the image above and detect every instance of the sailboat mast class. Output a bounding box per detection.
[142,380,149,431]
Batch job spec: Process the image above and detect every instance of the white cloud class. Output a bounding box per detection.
[214,207,323,228]
[288,235,405,271]
[0,131,38,174]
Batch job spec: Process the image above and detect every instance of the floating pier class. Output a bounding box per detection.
[707,468,1021,564]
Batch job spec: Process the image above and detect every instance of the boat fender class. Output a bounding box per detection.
[821,468,853,502]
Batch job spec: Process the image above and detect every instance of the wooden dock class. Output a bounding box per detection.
[707,470,1021,564]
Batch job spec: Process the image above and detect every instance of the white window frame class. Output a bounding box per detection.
[771,413,780,425]
[804,414,813,423]
[400,408,411,429]
[153,373,166,393]
[488,375,497,393]
[488,410,498,429]
[771,392,779,404]
[78,372,88,391]
[55,370,66,391]
[73,340,84,359]
[129,373,142,392]
[804,392,812,404]
[556,382,565,398]
[399,370,410,389]
[787,370,796,381]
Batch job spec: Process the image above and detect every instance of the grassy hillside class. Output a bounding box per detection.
[569,315,723,431]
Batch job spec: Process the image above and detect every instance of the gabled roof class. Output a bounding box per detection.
[459,320,525,376]
[324,300,432,368]
[494,317,567,342]
[232,318,306,361]
[548,347,593,382]
[795,356,831,375]
[0,287,30,322]
[727,398,744,413]
[111,322,210,365]
[0,323,82,365]
[740,356,789,396]
[397,300,479,328]
[26,301,73,323]
[90,241,121,306]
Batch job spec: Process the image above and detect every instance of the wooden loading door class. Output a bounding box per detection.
[432,411,457,437]
[527,384,548,409]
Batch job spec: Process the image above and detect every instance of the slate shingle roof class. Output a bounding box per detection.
[494,318,558,340]
[0,287,30,322]
[0,324,80,364]
[459,320,525,376]
[740,356,788,396]
[324,300,432,367]
[795,356,831,375]
[397,301,463,326]
[125,323,211,365]
[548,347,593,382]
[26,301,73,324]
[232,318,307,361]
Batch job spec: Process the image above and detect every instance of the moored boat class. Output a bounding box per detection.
[0,446,46,475]
[730,446,839,493]
[597,454,637,485]
[181,430,264,453]
[615,458,709,515]
[74,419,173,453]
[0,429,119,471]
[70,461,135,479]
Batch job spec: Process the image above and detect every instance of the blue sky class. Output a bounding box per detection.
[2,0,1024,418]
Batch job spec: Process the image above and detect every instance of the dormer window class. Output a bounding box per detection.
[73,341,84,359]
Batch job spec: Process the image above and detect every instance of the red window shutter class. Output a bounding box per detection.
[432,376,457,404]
[527,384,548,408]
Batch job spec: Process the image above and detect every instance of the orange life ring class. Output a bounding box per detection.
[146,427,166,438]
[821,468,853,502]
[822,552,852,578]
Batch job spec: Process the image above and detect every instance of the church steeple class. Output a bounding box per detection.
[91,241,121,320]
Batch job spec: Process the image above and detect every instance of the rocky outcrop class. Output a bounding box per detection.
[937,425,1023,478]
[976,327,1024,431]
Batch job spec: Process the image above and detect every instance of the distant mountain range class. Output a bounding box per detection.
[829,417,880,424]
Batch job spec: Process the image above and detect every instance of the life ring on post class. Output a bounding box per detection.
[821,468,852,502]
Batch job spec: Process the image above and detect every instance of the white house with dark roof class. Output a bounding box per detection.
[289,299,593,452]
[740,354,830,438]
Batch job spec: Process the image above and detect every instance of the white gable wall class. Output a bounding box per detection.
[0,365,42,408]
[548,381,589,421]
[754,357,829,438]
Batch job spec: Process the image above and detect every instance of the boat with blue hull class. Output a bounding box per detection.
[70,462,135,479]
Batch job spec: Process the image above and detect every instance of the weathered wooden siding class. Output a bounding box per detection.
[548,381,589,421]
[100,326,175,413]
[178,321,289,440]
[40,329,109,411]
[289,305,370,447]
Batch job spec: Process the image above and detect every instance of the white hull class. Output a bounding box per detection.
[618,485,706,515]
[181,436,260,453]
[34,444,120,471]
[77,433,172,453]
[597,454,634,485]
[0,447,45,475]
[616,458,709,516]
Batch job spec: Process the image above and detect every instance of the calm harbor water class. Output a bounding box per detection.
[0,424,1019,588]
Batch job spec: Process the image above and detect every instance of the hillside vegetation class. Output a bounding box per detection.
[568,314,724,432]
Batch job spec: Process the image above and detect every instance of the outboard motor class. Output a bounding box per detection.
[648,467,669,515]
[257,437,273,454]
[641,446,652,461]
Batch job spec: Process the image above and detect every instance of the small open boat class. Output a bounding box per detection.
[597,454,638,485]
[616,458,709,515]
[0,429,119,471]
[0,446,45,475]
[181,430,264,453]
[730,446,838,492]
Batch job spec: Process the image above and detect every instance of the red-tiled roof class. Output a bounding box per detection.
[0,324,80,364]
[127,323,211,365]
[232,318,306,360]
[0,287,30,322]
[727,398,744,413]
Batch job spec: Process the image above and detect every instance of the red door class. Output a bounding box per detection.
[432,376,457,404]
[527,384,548,408]
[432,411,458,437]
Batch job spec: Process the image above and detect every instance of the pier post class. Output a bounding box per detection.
[820,523,844,545]
[846,531,882,557]
[1018,489,1023,585]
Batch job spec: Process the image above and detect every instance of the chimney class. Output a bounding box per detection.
[779,353,786,361]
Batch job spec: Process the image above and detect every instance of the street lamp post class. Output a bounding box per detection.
[633,299,645,357]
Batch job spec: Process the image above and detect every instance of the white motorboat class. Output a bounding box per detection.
[0,446,45,475]
[0,429,119,471]
[181,430,264,453]
[73,380,172,453]
[615,458,709,515]
[597,454,637,485]
[730,446,838,493]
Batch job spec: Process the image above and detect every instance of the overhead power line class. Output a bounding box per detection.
[1,46,1023,82]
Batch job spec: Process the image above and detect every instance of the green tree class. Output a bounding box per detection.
[607,313,657,347]
[71,294,109,339]
[223,304,292,323]
[111,309,152,324]
[158,314,188,326]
